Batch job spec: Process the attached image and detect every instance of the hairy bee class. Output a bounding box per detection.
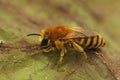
[27,26,106,65]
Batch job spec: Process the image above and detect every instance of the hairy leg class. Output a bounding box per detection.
[58,47,67,65]
[72,41,87,59]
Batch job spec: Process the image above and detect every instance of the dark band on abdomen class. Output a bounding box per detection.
[99,37,103,47]
[94,35,99,48]
[87,36,94,48]
[84,37,88,46]
[85,37,91,46]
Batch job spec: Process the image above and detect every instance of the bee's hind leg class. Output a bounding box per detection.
[72,41,87,60]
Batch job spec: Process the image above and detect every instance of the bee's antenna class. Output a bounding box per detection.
[27,33,41,36]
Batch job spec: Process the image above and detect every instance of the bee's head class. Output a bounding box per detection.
[40,34,50,47]
[27,32,50,48]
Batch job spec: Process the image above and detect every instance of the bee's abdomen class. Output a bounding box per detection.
[78,35,105,49]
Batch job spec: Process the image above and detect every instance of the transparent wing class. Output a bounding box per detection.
[59,27,99,40]
[71,27,99,36]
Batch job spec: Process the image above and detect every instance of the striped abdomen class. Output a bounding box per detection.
[78,34,105,49]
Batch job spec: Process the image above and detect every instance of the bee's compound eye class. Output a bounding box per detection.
[41,35,49,46]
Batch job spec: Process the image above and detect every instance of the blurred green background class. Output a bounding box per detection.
[0,0,120,80]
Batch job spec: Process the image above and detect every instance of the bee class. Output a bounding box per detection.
[27,26,106,65]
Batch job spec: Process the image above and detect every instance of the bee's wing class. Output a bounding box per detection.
[71,27,99,36]
[60,27,99,40]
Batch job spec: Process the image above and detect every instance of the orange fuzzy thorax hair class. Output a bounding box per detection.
[45,26,74,41]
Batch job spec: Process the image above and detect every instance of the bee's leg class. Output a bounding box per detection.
[43,47,55,53]
[58,48,67,66]
[72,41,87,59]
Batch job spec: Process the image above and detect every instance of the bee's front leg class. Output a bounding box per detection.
[72,41,87,59]
[42,47,55,52]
